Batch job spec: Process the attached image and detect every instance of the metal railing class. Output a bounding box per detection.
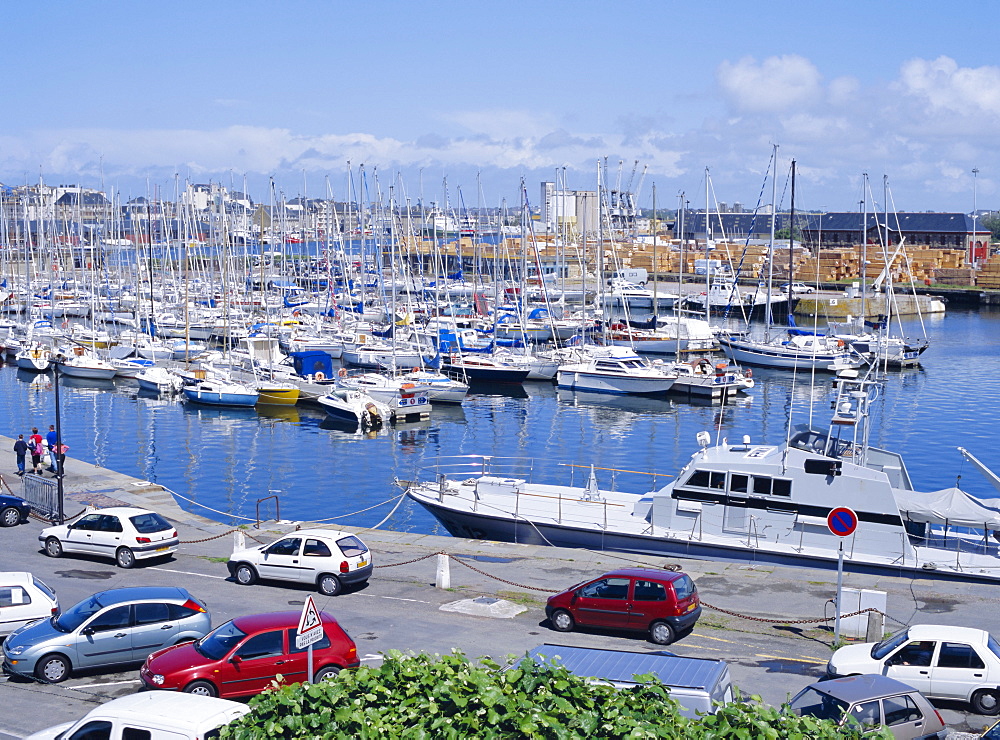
[20,474,59,522]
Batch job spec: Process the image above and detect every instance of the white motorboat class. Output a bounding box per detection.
[398,368,469,404]
[556,347,677,395]
[182,379,259,407]
[136,366,186,394]
[405,375,1000,583]
[317,388,391,429]
[667,358,755,400]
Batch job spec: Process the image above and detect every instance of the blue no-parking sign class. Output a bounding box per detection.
[827,507,858,537]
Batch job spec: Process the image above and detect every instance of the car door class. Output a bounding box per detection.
[76,604,133,668]
[931,642,988,700]
[884,640,937,695]
[283,626,332,684]
[628,578,667,630]
[301,537,334,583]
[64,514,102,554]
[571,577,632,629]
[257,537,305,582]
[221,629,288,696]
[130,602,179,661]
[90,515,126,560]
[0,585,34,635]
[881,693,931,739]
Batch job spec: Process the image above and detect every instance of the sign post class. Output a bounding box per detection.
[296,595,323,683]
[827,507,859,645]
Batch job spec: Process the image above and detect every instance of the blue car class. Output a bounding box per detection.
[2,586,211,683]
[0,492,31,528]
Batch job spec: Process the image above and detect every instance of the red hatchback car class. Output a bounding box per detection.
[140,610,358,698]
[545,568,701,645]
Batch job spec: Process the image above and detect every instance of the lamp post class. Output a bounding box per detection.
[52,364,65,524]
[972,168,980,268]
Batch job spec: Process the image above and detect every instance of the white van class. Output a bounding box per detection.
[25,692,250,740]
[521,644,734,718]
[606,268,648,286]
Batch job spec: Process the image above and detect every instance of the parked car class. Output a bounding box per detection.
[140,610,359,698]
[790,674,945,739]
[24,692,250,740]
[227,528,373,596]
[780,282,815,294]
[544,568,701,645]
[0,573,58,638]
[827,624,1000,715]
[39,506,179,569]
[1,586,210,683]
[0,492,31,528]
[521,644,733,718]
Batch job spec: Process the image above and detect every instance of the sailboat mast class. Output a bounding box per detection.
[789,159,795,293]
[765,144,778,331]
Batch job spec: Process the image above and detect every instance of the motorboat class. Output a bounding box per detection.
[405,375,1000,583]
[136,366,185,394]
[398,368,469,404]
[667,358,754,400]
[556,347,677,395]
[317,388,391,429]
[827,317,929,368]
[442,353,531,384]
[182,379,259,407]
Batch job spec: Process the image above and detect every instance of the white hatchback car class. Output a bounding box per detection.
[0,573,59,638]
[781,282,815,294]
[39,507,179,569]
[828,624,1000,715]
[227,528,373,596]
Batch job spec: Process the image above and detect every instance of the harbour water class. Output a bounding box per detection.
[1,306,998,534]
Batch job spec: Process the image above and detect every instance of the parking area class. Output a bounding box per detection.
[2,511,999,738]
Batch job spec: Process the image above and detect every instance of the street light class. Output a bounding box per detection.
[52,364,65,524]
[972,168,980,268]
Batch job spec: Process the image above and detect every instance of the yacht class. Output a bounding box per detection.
[556,347,677,395]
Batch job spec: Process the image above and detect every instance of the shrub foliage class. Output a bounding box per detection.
[220,650,887,739]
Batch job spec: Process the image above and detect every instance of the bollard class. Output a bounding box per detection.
[435,553,451,589]
[866,610,884,643]
[233,530,246,554]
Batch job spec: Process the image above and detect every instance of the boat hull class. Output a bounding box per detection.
[183,389,259,407]
[556,370,675,395]
[256,386,300,406]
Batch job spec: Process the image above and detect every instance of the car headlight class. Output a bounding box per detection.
[151,674,165,685]
[5,645,26,656]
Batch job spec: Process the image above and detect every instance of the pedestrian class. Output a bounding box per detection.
[13,435,28,476]
[45,425,58,473]
[28,427,43,475]
[52,443,69,477]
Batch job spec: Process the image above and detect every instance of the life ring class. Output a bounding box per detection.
[314,371,326,381]
[60,320,68,329]
[337,368,348,378]
[836,340,845,348]
[411,367,420,373]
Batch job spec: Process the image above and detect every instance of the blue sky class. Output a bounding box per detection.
[2,1,999,213]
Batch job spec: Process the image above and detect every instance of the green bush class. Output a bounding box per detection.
[220,651,886,739]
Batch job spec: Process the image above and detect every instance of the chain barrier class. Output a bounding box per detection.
[446,554,560,593]
[373,551,441,569]
[702,601,905,627]
[180,528,265,545]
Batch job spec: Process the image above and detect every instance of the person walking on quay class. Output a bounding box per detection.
[28,427,44,475]
[52,442,69,478]
[45,425,58,474]
[13,434,28,476]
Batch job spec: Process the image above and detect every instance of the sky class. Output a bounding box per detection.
[2,1,999,214]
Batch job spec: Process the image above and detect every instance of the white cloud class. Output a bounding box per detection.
[717,55,822,113]
[896,56,1000,116]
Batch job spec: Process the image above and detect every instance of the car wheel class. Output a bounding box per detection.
[235,563,258,586]
[650,621,676,645]
[318,574,342,596]
[35,654,71,683]
[1,507,20,527]
[115,547,136,569]
[314,665,341,682]
[972,689,1000,715]
[44,537,63,558]
[183,680,218,697]
[550,609,574,633]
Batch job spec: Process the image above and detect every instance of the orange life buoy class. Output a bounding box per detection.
[837,340,845,348]
[411,367,420,373]
[314,371,326,381]
[337,368,348,378]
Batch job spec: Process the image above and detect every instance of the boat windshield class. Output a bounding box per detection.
[789,687,849,722]
[872,628,909,659]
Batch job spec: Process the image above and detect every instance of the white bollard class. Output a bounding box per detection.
[233,530,246,554]
[435,553,451,589]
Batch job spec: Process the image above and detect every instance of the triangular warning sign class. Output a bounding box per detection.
[298,595,322,635]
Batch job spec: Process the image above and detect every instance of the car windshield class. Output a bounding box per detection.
[195,621,248,661]
[872,628,909,659]
[789,687,849,722]
[32,577,57,601]
[53,595,105,632]
[337,536,369,558]
[130,512,172,534]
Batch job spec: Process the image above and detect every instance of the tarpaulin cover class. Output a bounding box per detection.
[895,487,1000,530]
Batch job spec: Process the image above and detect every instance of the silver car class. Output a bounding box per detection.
[1,586,210,683]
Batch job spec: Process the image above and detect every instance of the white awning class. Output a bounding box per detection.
[894,487,1000,531]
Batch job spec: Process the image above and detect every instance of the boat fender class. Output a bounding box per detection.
[745,368,752,378]
[314,371,326,381]
[337,368,347,378]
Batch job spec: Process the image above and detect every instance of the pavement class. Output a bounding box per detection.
[0,436,997,738]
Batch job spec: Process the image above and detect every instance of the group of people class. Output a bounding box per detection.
[12,425,69,477]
